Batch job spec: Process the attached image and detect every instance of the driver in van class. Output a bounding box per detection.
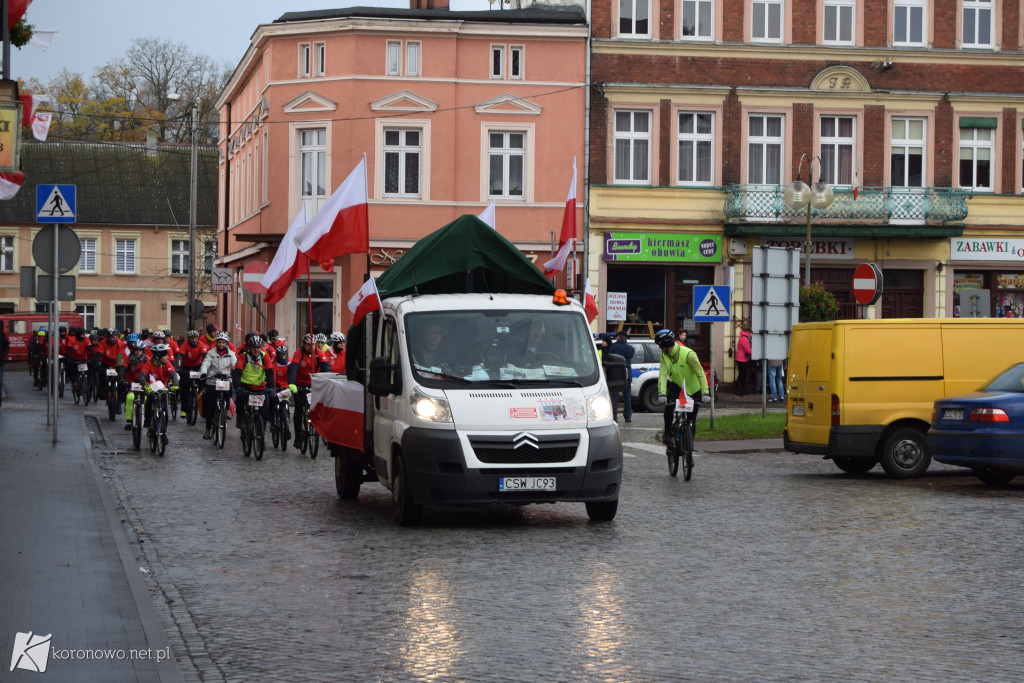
[414,321,447,369]
[507,319,550,368]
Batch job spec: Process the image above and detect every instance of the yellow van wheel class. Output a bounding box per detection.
[879,427,930,479]
[832,456,876,475]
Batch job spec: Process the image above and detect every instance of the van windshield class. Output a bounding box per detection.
[406,309,600,388]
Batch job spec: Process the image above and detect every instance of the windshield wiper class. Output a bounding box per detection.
[412,365,472,383]
[505,378,583,387]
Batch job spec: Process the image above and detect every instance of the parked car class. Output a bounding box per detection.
[928,362,1024,485]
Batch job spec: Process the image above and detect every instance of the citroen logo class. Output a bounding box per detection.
[512,432,540,449]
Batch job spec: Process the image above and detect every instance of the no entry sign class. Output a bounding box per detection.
[853,263,883,305]
[241,261,269,295]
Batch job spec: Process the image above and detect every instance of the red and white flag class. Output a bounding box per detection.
[347,277,382,326]
[852,165,859,201]
[542,157,577,278]
[261,206,310,304]
[19,93,48,127]
[584,278,599,324]
[31,112,52,141]
[0,171,25,201]
[309,374,364,451]
[294,155,369,271]
[478,199,496,229]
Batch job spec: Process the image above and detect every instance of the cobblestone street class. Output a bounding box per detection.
[65,395,1024,681]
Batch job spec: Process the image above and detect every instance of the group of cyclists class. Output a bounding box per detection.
[27,323,349,455]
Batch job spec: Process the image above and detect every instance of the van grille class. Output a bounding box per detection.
[468,392,513,399]
[469,434,580,464]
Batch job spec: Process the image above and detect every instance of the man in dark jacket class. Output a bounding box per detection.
[608,331,635,423]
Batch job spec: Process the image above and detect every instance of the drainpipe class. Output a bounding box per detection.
[222,101,231,330]
[581,0,592,313]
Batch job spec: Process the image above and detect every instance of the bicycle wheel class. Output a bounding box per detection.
[681,419,695,482]
[82,377,92,406]
[132,403,142,451]
[216,401,227,449]
[252,413,265,460]
[667,439,679,477]
[107,383,116,421]
[309,422,319,459]
[156,404,168,457]
[58,365,65,398]
[169,391,178,421]
[186,387,199,426]
[297,407,308,454]
[72,374,82,404]
[269,404,280,448]
[279,404,290,452]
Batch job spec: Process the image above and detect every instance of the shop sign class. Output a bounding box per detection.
[604,232,721,262]
[951,238,1024,262]
[606,292,627,321]
[757,236,854,259]
[996,274,1024,289]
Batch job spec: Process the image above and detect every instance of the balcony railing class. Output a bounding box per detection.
[723,186,971,223]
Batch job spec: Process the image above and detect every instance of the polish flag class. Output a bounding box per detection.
[31,112,52,141]
[584,278,599,323]
[19,93,48,127]
[0,171,25,201]
[542,157,577,278]
[309,374,364,451]
[347,277,382,326]
[294,155,369,271]
[852,166,859,201]
[478,199,496,229]
[261,207,310,304]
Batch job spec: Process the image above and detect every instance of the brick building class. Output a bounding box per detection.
[588,0,1024,380]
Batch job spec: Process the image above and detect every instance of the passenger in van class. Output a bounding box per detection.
[414,322,447,369]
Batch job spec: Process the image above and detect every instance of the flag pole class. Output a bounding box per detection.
[307,267,314,343]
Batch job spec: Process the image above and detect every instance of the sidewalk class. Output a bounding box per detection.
[0,365,183,682]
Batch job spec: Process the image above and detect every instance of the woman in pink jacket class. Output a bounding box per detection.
[735,327,752,396]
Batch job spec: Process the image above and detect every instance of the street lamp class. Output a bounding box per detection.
[169,93,200,332]
[783,154,835,285]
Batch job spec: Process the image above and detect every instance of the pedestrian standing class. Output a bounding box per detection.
[0,325,9,408]
[608,330,635,422]
[734,326,752,396]
[767,357,785,402]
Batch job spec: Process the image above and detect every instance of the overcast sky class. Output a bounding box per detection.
[16,0,490,86]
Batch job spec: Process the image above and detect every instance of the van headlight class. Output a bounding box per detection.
[411,387,452,423]
[587,388,613,421]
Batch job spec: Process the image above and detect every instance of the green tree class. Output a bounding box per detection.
[799,282,839,322]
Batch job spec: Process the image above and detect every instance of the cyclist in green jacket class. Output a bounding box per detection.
[655,329,710,445]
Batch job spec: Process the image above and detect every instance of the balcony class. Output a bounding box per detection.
[723,186,972,224]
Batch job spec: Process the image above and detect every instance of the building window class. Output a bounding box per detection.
[820,116,854,185]
[962,0,992,47]
[614,110,651,184]
[384,128,421,197]
[75,304,96,331]
[204,240,217,274]
[171,239,190,274]
[510,46,523,79]
[296,280,334,336]
[682,0,714,38]
[619,0,651,36]
[959,124,994,191]
[300,128,327,215]
[387,41,401,76]
[406,42,420,77]
[677,112,714,185]
[262,128,269,204]
[751,0,783,41]
[488,132,525,198]
[315,42,326,76]
[824,0,855,43]
[299,43,311,78]
[78,237,96,273]
[115,239,136,274]
[747,115,783,184]
[890,118,925,187]
[114,304,136,332]
[0,234,14,271]
[491,46,504,79]
[893,0,925,45]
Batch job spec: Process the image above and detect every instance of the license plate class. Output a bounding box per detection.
[215,380,231,391]
[249,394,265,407]
[943,408,964,421]
[792,404,806,417]
[499,476,556,492]
[130,383,142,392]
[190,371,201,379]
[106,368,117,377]
[78,363,88,372]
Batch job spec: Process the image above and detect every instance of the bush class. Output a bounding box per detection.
[799,282,839,322]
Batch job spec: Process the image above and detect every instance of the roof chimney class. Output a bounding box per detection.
[410,0,449,8]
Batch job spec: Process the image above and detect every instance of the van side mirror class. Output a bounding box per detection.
[603,353,628,393]
[368,356,397,396]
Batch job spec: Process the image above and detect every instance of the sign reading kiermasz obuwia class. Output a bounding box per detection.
[604,232,722,262]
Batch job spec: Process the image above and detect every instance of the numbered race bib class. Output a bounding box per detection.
[277,388,292,399]
[215,379,231,391]
[248,393,265,407]
[106,368,118,377]
[78,363,89,372]
[150,381,166,392]
[675,394,695,413]
[190,371,201,379]
[130,383,142,392]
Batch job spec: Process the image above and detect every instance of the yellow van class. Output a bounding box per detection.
[783,318,1024,478]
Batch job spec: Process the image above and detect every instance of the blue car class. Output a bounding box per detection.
[928,362,1024,485]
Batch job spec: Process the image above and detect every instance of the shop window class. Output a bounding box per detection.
[995,274,1024,318]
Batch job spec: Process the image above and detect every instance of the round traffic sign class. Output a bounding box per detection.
[853,263,883,305]
[32,224,81,274]
[241,261,269,295]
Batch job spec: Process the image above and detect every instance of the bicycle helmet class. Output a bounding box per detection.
[302,333,313,344]
[187,329,199,338]
[248,335,263,347]
[151,331,166,341]
[108,328,119,337]
[215,331,230,342]
[329,332,346,344]
[313,333,327,344]
[151,343,171,356]
[654,329,676,347]
[275,345,289,360]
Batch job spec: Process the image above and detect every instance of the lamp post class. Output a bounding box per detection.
[783,154,835,285]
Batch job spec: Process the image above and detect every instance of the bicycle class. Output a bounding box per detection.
[239,388,266,460]
[71,361,91,405]
[147,385,172,457]
[269,387,292,451]
[182,370,201,426]
[57,356,65,398]
[37,356,48,391]
[127,381,145,451]
[168,381,179,421]
[209,375,232,450]
[667,396,696,481]
[293,387,318,459]
[104,368,120,421]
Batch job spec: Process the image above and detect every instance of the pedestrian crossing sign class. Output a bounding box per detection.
[693,285,731,322]
[36,184,76,223]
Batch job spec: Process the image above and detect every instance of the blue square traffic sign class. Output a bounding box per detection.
[693,285,731,322]
[36,184,76,223]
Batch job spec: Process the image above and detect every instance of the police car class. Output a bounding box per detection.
[624,338,718,412]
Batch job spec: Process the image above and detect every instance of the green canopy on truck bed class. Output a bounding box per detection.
[374,214,556,299]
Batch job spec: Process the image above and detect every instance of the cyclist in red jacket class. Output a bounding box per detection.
[287,334,330,448]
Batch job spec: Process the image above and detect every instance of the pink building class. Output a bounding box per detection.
[215,3,588,345]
